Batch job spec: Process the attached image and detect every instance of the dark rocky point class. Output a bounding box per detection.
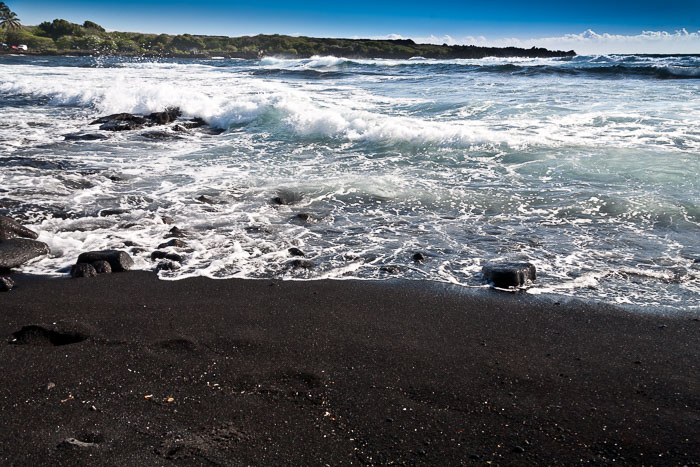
[482,262,536,288]
[0,216,39,241]
[288,247,305,257]
[147,107,181,125]
[91,260,112,274]
[0,276,14,292]
[91,113,148,132]
[151,251,183,262]
[0,239,50,270]
[158,239,187,249]
[77,250,134,272]
[71,263,98,278]
[413,252,425,263]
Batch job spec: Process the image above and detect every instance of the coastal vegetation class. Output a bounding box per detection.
[0,15,575,58]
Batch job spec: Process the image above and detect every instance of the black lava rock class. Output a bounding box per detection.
[379,265,404,275]
[156,260,181,272]
[63,132,109,141]
[77,250,134,272]
[157,239,187,249]
[147,107,181,125]
[482,262,536,288]
[0,239,50,270]
[71,263,97,278]
[412,252,425,263]
[165,227,187,238]
[290,259,314,269]
[196,195,217,204]
[91,260,112,274]
[288,247,305,257]
[0,216,39,241]
[0,276,14,292]
[151,251,183,262]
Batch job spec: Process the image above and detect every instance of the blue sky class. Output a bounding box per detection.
[9,0,700,53]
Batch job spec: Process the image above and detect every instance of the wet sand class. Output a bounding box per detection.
[0,271,698,465]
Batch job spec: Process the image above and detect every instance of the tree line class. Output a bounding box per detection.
[1,13,575,59]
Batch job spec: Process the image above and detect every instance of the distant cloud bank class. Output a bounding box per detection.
[373,30,700,55]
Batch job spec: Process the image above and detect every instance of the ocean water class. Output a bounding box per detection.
[1,54,698,312]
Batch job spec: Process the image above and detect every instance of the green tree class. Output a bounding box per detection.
[1,8,22,30]
[82,20,105,32]
[38,19,82,40]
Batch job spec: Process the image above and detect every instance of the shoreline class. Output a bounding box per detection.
[1,271,697,464]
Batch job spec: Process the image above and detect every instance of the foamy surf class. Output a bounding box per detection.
[1,54,698,313]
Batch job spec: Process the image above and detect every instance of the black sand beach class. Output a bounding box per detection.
[0,272,698,465]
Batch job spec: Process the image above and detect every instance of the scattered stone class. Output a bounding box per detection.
[63,132,109,141]
[156,260,181,272]
[71,263,98,278]
[165,227,187,238]
[98,208,130,217]
[412,252,425,263]
[0,239,50,270]
[0,276,14,292]
[272,190,303,205]
[158,239,187,249]
[482,262,536,288]
[77,250,134,272]
[91,260,112,274]
[380,265,404,274]
[290,259,314,269]
[196,195,217,204]
[512,446,525,453]
[0,216,39,241]
[151,251,183,262]
[46,382,56,390]
[58,438,99,449]
[288,247,305,257]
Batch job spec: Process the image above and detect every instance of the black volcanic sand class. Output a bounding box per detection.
[0,272,697,465]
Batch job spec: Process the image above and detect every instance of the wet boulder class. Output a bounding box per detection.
[482,262,536,288]
[147,107,181,125]
[0,239,50,270]
[156,260,181,272]
[91,113,148,132]
[71,263,97,278]
[91,260,112,274]
[0,216,39,241]
[157,239,187,249]
[77,250,134,272]
[288,247,305,257]
[0,276,14,292]
[272,190,304,206]
[151,251,183,262]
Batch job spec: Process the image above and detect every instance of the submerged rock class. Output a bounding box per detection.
[0,216,39,241]
[290,259,314,269]
[0,276,14,292]
[165,227,187,238]
[288,247,305,257]
[482,262,536,288]
[77,250,134,272]
[272,190,304,206]
[412,252,425,263]
[71,263,97,278]
[63,132,109,141]
[0,239,50,270]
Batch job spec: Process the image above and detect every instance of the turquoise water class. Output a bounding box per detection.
[0,54,698,312]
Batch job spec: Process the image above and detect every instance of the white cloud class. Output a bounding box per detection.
[367,30,700,55]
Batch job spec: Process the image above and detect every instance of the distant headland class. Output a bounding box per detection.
[1,18,576,59]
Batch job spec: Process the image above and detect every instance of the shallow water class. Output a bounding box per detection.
[1,54,698,312]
